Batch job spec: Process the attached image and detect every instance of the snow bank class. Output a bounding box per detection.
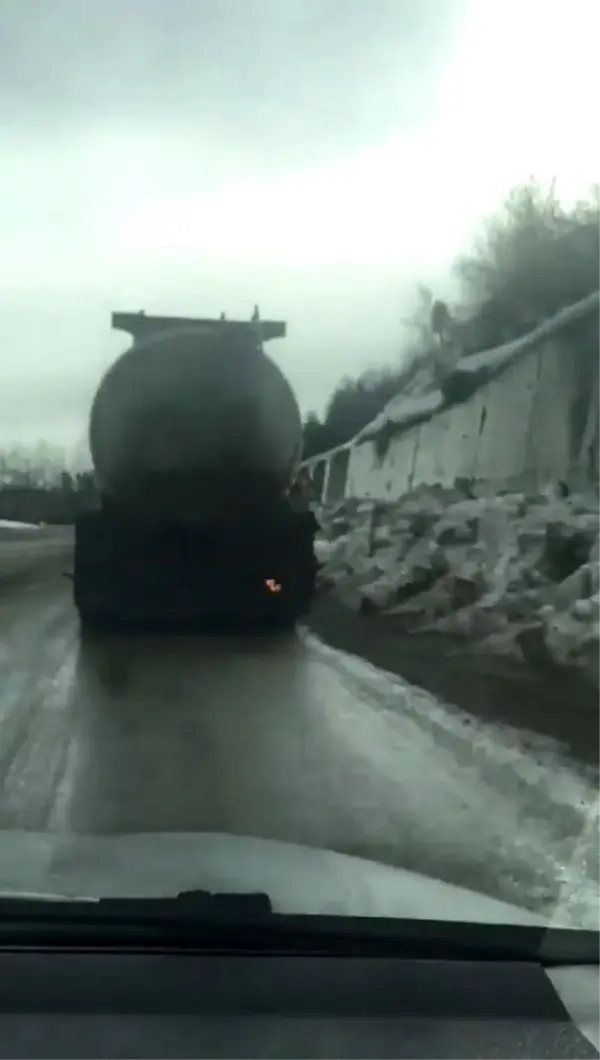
[0,520,40,531]
[317,484,600,685]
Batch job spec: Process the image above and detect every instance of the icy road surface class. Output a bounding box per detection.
[0,527,597,928]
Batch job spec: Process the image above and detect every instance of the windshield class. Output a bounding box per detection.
[0,0,597,937]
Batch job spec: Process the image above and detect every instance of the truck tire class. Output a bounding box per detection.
[77,609,117,634]
[73,510,120,631]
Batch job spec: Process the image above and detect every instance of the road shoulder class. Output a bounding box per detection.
[308,590,599,767]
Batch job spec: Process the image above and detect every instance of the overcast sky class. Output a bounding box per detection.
[0,0,596,452]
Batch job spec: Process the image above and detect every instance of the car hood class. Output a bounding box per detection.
[0,828,553,925]
[2,831,597,1052]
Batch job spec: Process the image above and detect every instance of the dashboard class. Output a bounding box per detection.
[0,949,597,1058]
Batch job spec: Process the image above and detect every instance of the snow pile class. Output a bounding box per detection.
[0,520,40,531]
[317,484,600,684]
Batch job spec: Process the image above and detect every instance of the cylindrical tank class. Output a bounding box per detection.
[89,324,302,525]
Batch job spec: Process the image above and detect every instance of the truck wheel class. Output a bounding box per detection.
[78,610,117,635]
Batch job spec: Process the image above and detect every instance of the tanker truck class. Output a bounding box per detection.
[72,311,318,632]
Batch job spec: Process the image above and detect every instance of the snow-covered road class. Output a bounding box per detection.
[0,527,597,928]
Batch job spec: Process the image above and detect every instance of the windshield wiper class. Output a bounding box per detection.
[0,889,272,926]
[104,889,273,919]
[0,891,596,967]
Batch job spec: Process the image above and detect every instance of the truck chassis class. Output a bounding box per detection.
[73,504,318,634]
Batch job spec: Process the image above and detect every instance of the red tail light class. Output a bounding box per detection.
[264,578,282,593]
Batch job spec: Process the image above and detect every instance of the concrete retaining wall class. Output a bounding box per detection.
[304,292,599,502]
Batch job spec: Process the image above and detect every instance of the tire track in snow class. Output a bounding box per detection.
[0,590,79,831]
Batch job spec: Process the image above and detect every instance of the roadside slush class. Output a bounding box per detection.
[308,588,599,768]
